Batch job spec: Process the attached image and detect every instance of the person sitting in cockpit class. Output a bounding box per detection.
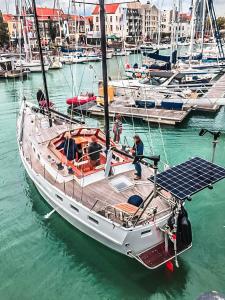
[56,132,77,162]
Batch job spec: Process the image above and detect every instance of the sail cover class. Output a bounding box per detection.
[143,50,177,64]
[149,157,225,200]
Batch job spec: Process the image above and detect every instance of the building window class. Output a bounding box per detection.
[96,25,99,31]
[110,16,112,22]
[110,25,113,31]
[96,16,98,22]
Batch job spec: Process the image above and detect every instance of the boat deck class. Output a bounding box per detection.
[137,241,192,269]
[204,72,225,99]
[199,73,225,111]
[22,107,172,225]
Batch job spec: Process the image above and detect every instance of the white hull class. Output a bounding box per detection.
[19,145,168,255]
[16,61,49,72]
[114,51,131,56]
[61,56,101,64]
[49,61,63,69]
[16,103,170,259]
[17,102,195,269]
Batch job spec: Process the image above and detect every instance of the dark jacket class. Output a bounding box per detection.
[56,138,77,161]
[37,90,45,103]
[88,142,102,161]
[132,140,144,156]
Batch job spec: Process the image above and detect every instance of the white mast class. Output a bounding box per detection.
[157,6,161,48]
[170,0,177,65]
[189,0,197,64]
[205,0,220,61]
[200,0,206,58]
[20,6,32,62]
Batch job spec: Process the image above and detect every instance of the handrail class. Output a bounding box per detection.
[76,147,104,164]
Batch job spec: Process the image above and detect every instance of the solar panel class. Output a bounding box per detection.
[149,157,225,200]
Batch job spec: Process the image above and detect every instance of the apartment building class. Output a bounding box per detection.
[141,2,159,40]
[161,9,173,36]
[2,14,21,41]
[123,2,142,43]
[92,3,124,37]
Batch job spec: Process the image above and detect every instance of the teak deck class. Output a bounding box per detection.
[138,242,191,269]
[22,108,172,224]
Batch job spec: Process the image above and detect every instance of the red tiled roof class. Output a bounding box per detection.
[85,16,93,24]
[2,14,14,22]
[36,7,64,21]
[179,13,191,22]
[85,16,93,21]
[92,3,119,15]
[69,15,84,21]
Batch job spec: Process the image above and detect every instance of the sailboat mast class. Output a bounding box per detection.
[200,0,206,58]
[99,0,110,151]
[189,0,196,64]
[31,0,52,127]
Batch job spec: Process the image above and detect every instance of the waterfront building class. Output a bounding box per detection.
[160,10,191,39]
[2,13,21,43]
[160,9,173,37]
[92,3,124,38]
[176,13,191,39]
[141,2,159,40]
[63,14,86,43]
[35,7,64,44]
[124,2,142,43]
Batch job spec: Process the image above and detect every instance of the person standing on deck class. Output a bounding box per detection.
[131,135,144,180]
[36,89,45,106]
[113,114,122,143]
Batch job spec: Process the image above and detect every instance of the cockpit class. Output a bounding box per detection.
[49,127,132,178]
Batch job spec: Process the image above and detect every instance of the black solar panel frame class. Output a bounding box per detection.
[149,157,225,200]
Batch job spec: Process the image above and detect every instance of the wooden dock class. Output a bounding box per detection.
[87,105,191,125]
[199,73,225,112]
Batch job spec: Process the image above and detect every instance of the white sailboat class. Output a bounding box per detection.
[15,7,50,72]
[17,0,225,270]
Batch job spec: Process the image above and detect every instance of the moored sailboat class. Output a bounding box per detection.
[17,0,225,270]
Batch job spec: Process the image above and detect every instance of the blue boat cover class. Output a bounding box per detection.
[143,50,177,64]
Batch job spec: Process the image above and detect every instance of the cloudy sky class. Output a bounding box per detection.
[1,0,225,16]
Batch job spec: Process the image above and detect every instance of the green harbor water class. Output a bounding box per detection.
[0,56,225,299]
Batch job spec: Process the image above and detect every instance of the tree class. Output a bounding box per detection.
[0,11,9,47]
[217,17,225,30]
[48,18,57,43]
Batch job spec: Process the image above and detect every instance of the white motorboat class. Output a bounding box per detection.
[15,60,50,72]
[114,50,131,56]
[49,56,63,70]
[140,42,170,52]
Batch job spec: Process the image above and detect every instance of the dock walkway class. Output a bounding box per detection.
[88,105,191,125]
[198,73,225,111]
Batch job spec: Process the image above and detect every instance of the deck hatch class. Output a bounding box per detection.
[109,176,134,192]
[149,157,225,200]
